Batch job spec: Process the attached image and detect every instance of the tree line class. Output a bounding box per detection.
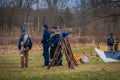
[0,0,120,45]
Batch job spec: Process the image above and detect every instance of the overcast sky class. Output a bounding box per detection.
[32,0,80,10]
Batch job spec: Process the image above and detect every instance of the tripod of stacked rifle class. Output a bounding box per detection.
[47,36,78,69]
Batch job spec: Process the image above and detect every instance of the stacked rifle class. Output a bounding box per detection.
[47,33,78,69]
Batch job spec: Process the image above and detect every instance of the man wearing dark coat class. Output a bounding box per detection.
[107,32,114,51]
[48,26,61,66]
[40,24,50,66]
[18,29,32,68]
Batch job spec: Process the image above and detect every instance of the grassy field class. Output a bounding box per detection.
[0,46,120,80]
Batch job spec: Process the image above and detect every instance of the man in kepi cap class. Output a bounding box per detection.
[48,26,61,66]
[18,29,32,68]
[40,24,50,66]
[107,32,114,51]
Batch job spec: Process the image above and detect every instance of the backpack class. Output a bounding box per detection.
[23,35,30,47]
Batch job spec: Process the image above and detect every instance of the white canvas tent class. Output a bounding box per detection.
[95,48,120,62]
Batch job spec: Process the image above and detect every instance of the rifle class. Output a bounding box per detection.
[47,32,78,69]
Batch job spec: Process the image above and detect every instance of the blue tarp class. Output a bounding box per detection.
[95,48,120,62]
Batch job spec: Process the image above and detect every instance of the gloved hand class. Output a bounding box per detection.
[20,41,24,46]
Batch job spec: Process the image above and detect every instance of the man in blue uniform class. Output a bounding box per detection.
[56,26,63,66]
[18,29,32,68]
[107,32,114,51]
[48,26,61,65]
[40,24,50,66]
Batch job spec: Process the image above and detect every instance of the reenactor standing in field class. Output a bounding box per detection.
[18,29,32,68]
[48,26,61,66]
[40,24,50,66]
[56,26,63,66]
[107,32,114,51]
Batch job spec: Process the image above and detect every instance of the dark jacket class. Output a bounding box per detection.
[48,32,60,48]
[107,37,114,46]
[41,29,50,47]
[18,34,32,50]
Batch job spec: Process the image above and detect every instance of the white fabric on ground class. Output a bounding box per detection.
[95,48,120,62]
